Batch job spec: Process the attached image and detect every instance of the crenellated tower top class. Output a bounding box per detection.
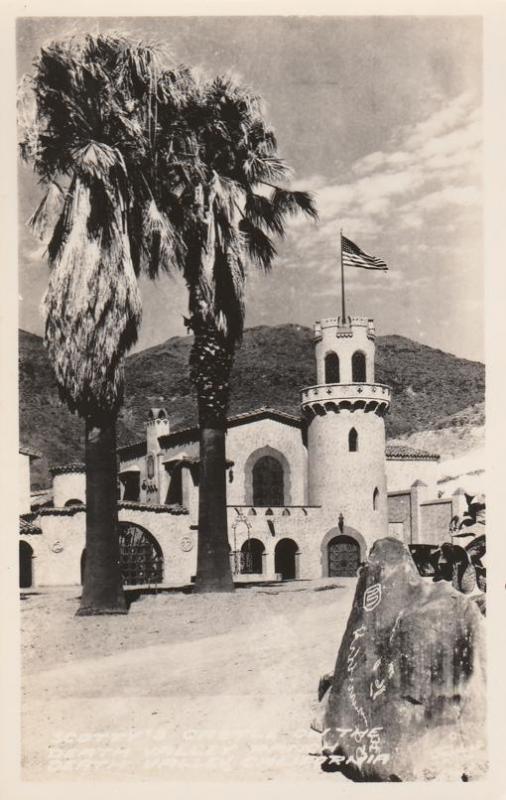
[301,315,390,417]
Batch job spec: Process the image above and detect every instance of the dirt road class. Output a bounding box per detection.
[21,579,356,782]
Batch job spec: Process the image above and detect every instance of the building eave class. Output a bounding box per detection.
[50,463,86,476]
[119,407,303,458]
[19,445,42,460]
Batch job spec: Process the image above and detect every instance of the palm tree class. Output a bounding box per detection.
[19,34,192,613]
[155,76,318,592]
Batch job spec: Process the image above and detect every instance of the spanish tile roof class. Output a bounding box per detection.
[162,455,234,469]
[386,444,440,460]
[50,463,86,475]
[20,517,42,535]
[118,407,441,464]
[119,501,188,514]
[118,406,303,456]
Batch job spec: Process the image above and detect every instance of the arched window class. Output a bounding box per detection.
[373,487,379,510]
[349,428,358,452]
[240,538,265,574]
[118,522,164,585]
[324,352,340,383]
[64,498,84,507]
[253,456,284,506]
[352,351,367,382]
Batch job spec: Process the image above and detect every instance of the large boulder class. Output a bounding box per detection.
[316,537,486,781]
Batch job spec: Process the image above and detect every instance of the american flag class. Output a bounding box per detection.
[341,235,388,271]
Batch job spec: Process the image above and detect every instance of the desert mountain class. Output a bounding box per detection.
[19,325,485,489]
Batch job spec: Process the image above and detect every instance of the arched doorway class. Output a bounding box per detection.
[327,535,360,577]
[240,538,265,574]
[118,522,164,586]
[275,538,299,580]
[253,456,284,506]
[19,541,33,588]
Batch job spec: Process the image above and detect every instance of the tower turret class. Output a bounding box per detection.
[144,408,170,503]
[302,316,391,550]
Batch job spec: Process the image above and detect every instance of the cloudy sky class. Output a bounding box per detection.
[17,16,483,361]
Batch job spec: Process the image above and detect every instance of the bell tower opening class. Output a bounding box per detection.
[324,352,340,383]
[352,350,367,382]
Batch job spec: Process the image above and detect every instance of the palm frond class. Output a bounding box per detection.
[71,141,127,185]
[143,198,186,278]
[42,176,142,419]
[212,239,246,344]
[271,188,318,221]
[243,153,288,184]
[244,192,285,237]
[239,218,276,271]
[27,182,65,243]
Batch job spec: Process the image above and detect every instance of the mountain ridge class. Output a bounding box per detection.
[19,325,485,489]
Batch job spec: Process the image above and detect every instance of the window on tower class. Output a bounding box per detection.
[352,350,367,382]
[325,352,340,383]
[373,487,379,509]
[349,428,358,452]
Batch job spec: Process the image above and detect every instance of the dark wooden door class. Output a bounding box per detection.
[328,536,360,577]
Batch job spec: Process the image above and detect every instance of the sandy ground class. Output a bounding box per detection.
[21,578,357,782]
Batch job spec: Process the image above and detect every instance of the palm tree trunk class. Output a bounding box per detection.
[195,425,234,592]
[77,415,127,615]
[190,323,235,593]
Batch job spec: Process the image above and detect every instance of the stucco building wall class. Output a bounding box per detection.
[53,472,86,507]
[21,511,86,587]
[419,500,453,546]
[226,418,307,507]
[386,457,439,493]
[307,408,388,548]
[387,491,412,545]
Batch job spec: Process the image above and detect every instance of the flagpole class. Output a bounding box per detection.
[339,229,346,323]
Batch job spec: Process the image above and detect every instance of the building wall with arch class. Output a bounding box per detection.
[21,510,87,587]
[226,417,307,507]
[226,506,371,580]
[21,485,461,588]
[306,407,388,548]
[53,470,86,508]
[319,525,368,577]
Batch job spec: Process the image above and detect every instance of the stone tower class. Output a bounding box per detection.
[301,316,391,551]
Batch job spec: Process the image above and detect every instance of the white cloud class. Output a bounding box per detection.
[279,91,482,306]
[287,92,481,249]
[417,185,481,211]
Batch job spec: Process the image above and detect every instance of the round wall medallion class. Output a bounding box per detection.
[180,536,193,552]
[51,540,64,554]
